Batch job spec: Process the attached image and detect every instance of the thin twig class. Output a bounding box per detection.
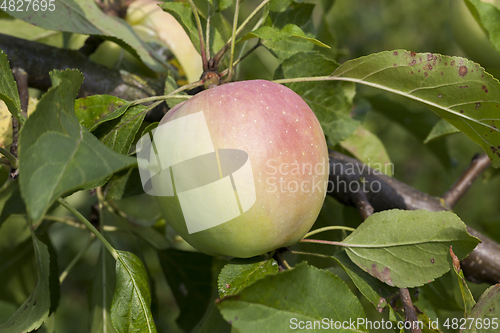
[43,215,117,231]
[206,2,211,62]
[442,153,492,208]
[188,0,208,70]
[58,198,118,260]
[352,188,374,220]
[400,288,423,333]
[0,147,18,169]
[130,81,203,106]
[219,40,262,78]
[226,0,241,82]
[59,234,96,283]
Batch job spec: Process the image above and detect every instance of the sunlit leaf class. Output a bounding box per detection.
[424,119,460,143]
[111,251,156,333]
[330,50,500,167]
[340,126,393,176]
[218,257,279,298]
[217,263,367,332]
[0,50,22,122]
[240,24,329,48]
[18,70,136,223]
[342,209,480,288]
[89,245,117,333]
[462,284,500,332]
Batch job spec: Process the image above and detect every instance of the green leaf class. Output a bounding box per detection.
[331,50,500,167]
[18,69,136,223]
[74,95,127,130]
[269,0,294,13]
[192,258,232,333]
[366,93,451,168]
[0,181,25,227]
[333,251,397,311]
[211,0,234,12]
[241,24,329,48]
[0,50,22,123]
[268,2,316,31]
[157,249,213,332]
[161,2,200,53]
[217,263,367,333]
[339,126,393,176]
[424,119,460,143]
[466,0,500,58]
[92,104,148,155]
[462,284,500,332]
[342,209,480,288]
[217,257,279,298]
[89,245,117,333]
[8,0,167,72]
[104,167,144,201]
[275,51,358,144]
[0,234,52,333]
[0,216,33,306]
[164,76,187,109]
[111,250,156,333]
[450,253,476,318]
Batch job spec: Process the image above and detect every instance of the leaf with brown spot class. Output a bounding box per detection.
[330,50,500,167]
[340,209,480,288]
[462,284,500,332]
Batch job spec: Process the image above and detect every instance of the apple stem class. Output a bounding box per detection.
[187,0,209,71]
[226,0,241,82]
[303,226,355,239]
[130,80,204,106]
[58,198,119,261]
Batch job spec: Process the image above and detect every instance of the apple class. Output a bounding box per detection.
[451,0,500,69]
[141,80,329,258]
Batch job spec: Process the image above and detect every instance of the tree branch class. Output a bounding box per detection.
[443,154,492,208]
[327,150,500,284]
[400,288,422,333]
[0,33,165,102]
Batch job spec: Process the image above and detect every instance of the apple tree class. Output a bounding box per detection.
[0,0,499,332]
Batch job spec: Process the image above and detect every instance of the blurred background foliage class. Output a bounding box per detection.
[1,0,500,332]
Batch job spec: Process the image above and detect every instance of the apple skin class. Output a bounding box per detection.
[153,80,329,258]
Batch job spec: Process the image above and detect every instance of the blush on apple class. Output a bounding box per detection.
[141,80,329,258]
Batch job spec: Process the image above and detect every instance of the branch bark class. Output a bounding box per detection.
[328,150,500,284]
[0,33,164,102]
[443,154,492,208]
